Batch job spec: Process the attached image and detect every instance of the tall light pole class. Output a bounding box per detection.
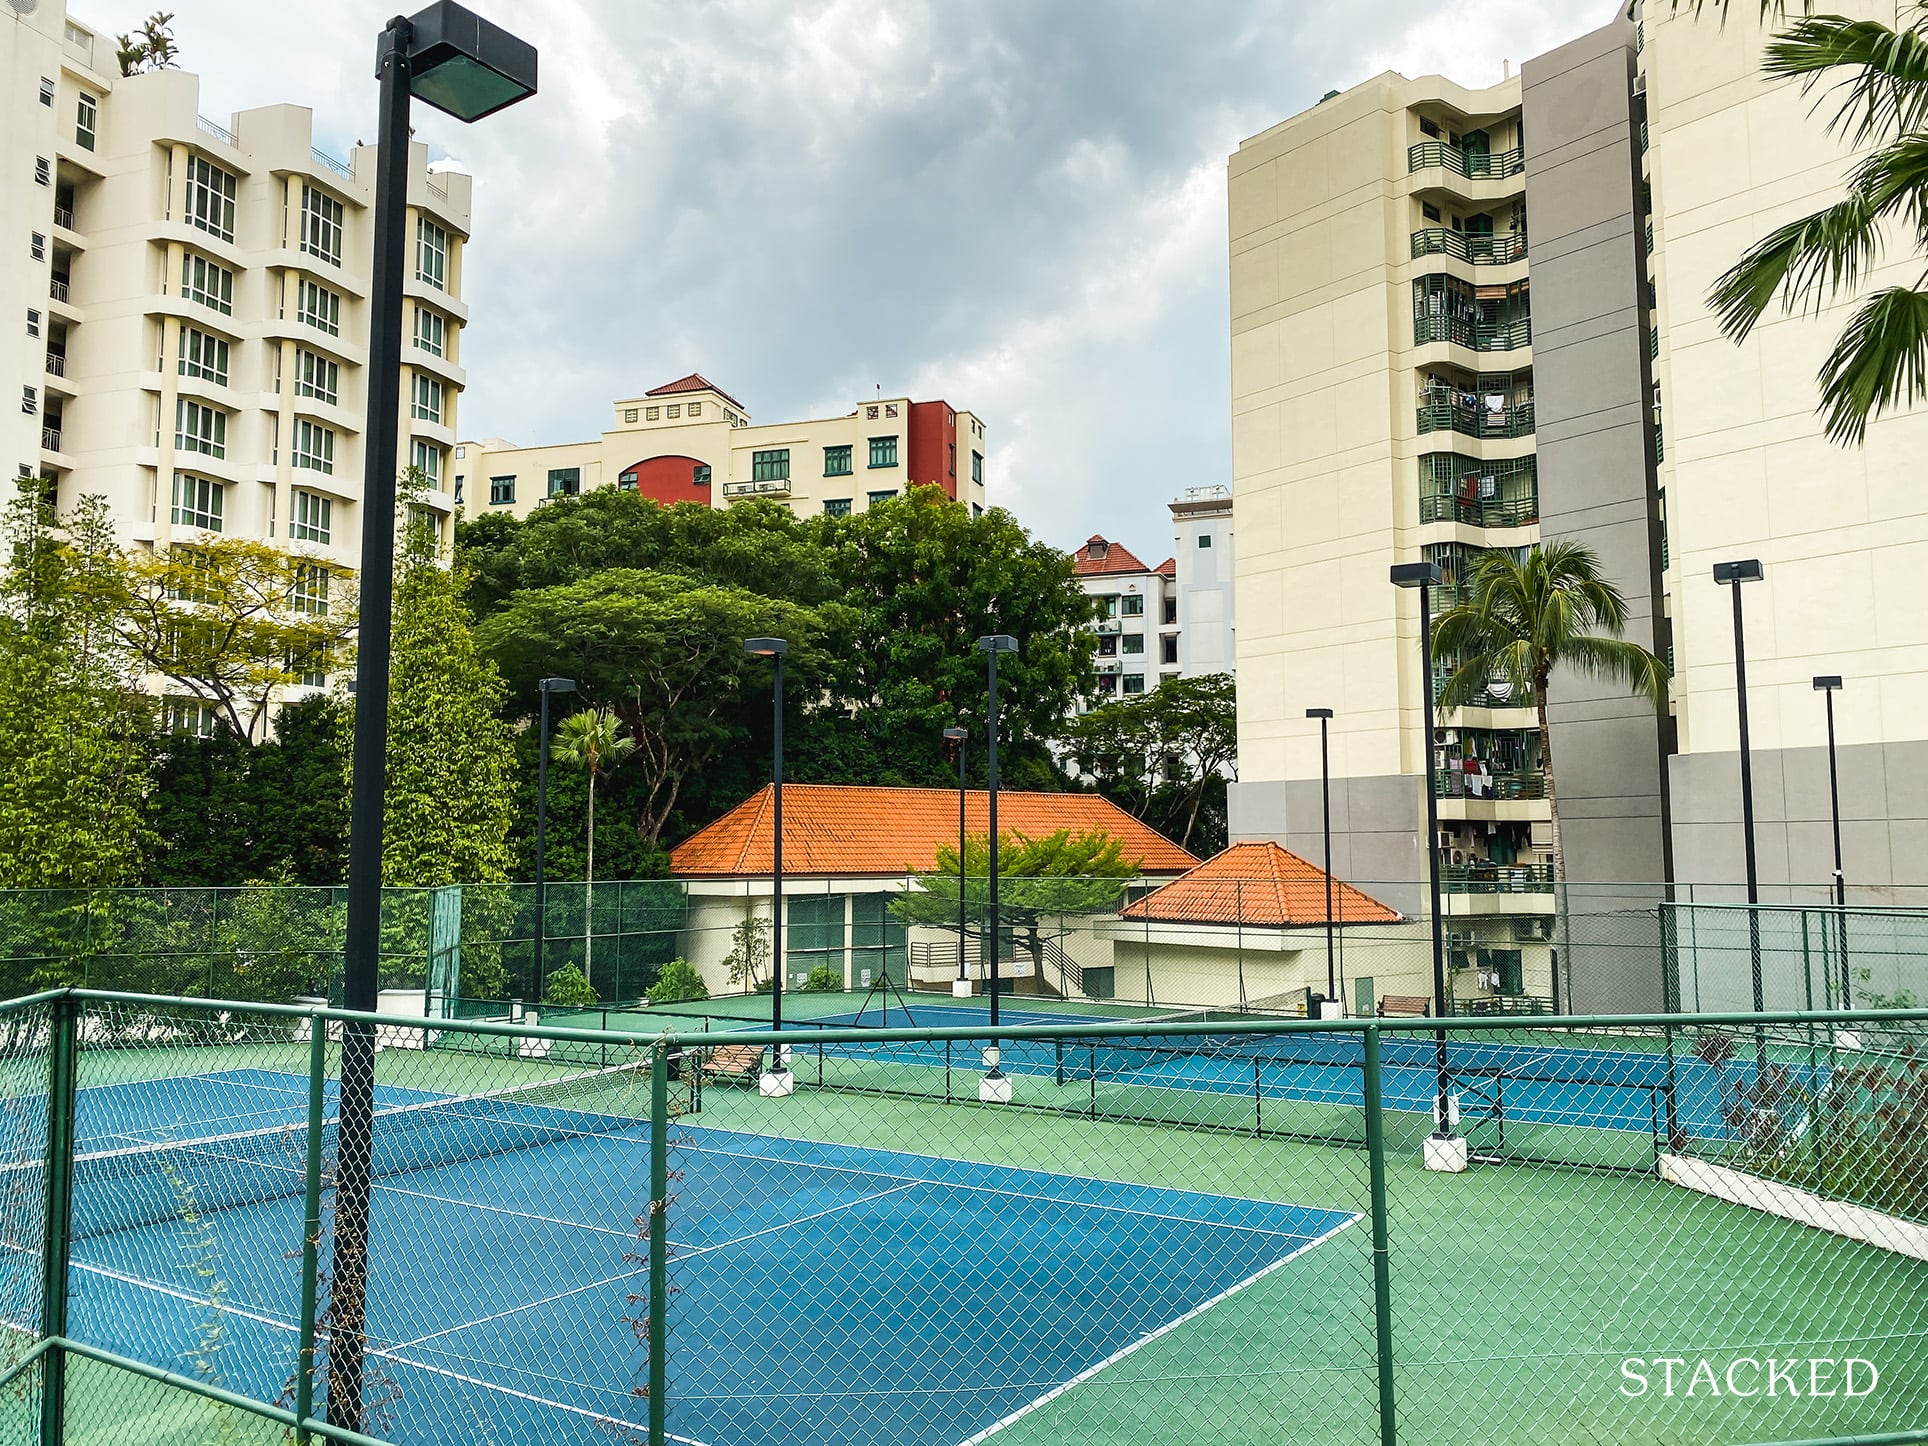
[1308,708,1336,1008]
[533,676,576,1004]
[978,635,1018,1103]
[745,638,792,1095]
[944,726,970,998]
[1391,561,1453,1151]
[335,4,536,1430]
[1714,559,1766,1068]
[1814,674,1848,1005]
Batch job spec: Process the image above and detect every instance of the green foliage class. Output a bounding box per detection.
[721,917,771,992]
[1061,674,1236,853]
[115,11,178,76]
[799,964,843,994]
[893,829,1142,934]
[0,484,149,889]
[544,964,601,1009]
[646,957,709,1005]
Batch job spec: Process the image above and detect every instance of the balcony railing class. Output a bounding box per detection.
[1413,314,1531,351]
[1434,767,1546,802]
[45,352,65,378]
[49,278,69,303]
[1440,862,1555,894]
[1431,671,1530,709]
[1420,491,1539,529]
[196,114,236,146]
[1416,396,1534,439]
[1640,119,1649,154]
[1645,219,1654,254]
[721,479,792,498]
[53,204,74,230]
[42,426,62,452]
[1653,424,1664,464]
[1649,326,1659,360]
[1410,229,1527,265]
[311,147,353,179]
[1407,142,1526,179]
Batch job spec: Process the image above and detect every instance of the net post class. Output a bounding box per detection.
[649,1041,670,1446]
[294,1015,328,1443]
[1363,1022,1397,1446]
[38,993,78,1446]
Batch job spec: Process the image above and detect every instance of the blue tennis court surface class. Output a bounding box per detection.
[36,1069,1359,1446]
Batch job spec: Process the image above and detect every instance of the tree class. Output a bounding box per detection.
[1706,6,1928,443]
[378,510,520,888]
[1061,674,1237,853]
[119,538,356,742]
[553,706,635,985]
[115,12,178,76]
[0,484,149,889]
[544,964,601,1010]
[894,829,1142,985]
[721,917,772,993]
[1431,542,1670,885]
[646,958,709,1006]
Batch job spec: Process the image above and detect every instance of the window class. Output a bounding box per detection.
[453,476,463,504]
[849,893,908,987]
[823,498,851,518]
[164,698,221,738]
[170,472,223,530]
[296,279,341,336]
[971,450,983,484]
[178,327,230,386]
[300,185,344,266]
[22,387,38,415]
[823,445,852,476]
[1198,533,1212,548]
[785,895,845,984]
[1122,633,1146,656]
[1123,674,1147,695]
[26,310,41,338]
[30,234,45,262]
[34,157,51,186]
[291,488,331,543]
[295,349,338,405]
[547,467,579,498]
[182,254,234,314]
[413,305,444,356]
[618,470,638,490]
[75,94,97,151]
[1097,635,1117,657]
[686,402,701,417]
[293,418,335,474]
[1099,595,1118,619]
[868,435,898,468]
[644,406,660,421]
[175,398,226,458]
[693,464,711,488]
[948,442,956,477]
[751,449,790,482]
[1120,594,1145,617]
[489,475,515,505]
[411,374,443,423]
[867,490,895,507]
[624,408,638,423]
[289,563,330,615]
[39,78,54,107]
[1096,674,1118,696]
[416,216,447,289]
[666,404,681,419]
[1161,636,1179,664]
[972,503,982,520]
[412,439,442,485]
[185,156,236,242]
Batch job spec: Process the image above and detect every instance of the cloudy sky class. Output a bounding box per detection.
[85,0,1606,558]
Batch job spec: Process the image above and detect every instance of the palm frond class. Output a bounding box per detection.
[1672,1,1812,23]
[1708,192,1882,342]
[1849,134,1928,248]
[1762,17,1928,147]
[1559,636,1673,706]
[1815,284,1928,443]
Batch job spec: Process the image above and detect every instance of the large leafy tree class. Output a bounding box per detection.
[0,484,149,889]
[1061,674,1237,853]
[1431,542,1670,884]
[1705,5,1928,442]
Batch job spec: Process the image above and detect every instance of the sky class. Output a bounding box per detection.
[81,0,1608,559]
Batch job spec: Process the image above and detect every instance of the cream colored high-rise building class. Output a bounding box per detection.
[1227,2,1928,1008]
[4,4,472,707]
[459,377,988,522]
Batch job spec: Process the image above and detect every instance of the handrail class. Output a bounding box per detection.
[1416,397,1534,439]
[195,114,236,146]
[1419,492,1539,528]
[1414,314,1533,351]
[1410,228,1527,265]
[1407,142,1526,179]
[311,146,353,179]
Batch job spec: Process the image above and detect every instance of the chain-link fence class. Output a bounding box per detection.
[4,988,1926,1445]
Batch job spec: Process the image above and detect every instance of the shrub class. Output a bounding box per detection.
[799,965,842,994]
[543,964,600,1010]
[646,958,709,1005]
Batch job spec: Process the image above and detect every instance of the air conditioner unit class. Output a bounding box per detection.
[1436,831,1454,850]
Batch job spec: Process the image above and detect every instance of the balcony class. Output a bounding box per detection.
[196,114,236,146]
[311,147,353,179]
[49,278,70,303]
[1420,490,1538,529]
[1410,229,1527,265]
[1407,142,1525,179]
[1431,668,1530,710]
[1434,768,1545,802]
[1413,314,1531,352]
[1416,395,1534,439]
[1653,424,1664,464]
[721,479,792,498]
[42,426,62,453]
[45,352,65,378]
[1441,862,1555,894]
[1095,618,1122,635]
[53,204,75,230]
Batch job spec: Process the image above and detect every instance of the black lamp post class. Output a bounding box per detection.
[745,638,791,1089]
[1308,708,1336,1006]
[1391,561,1452,1143]
[1814,674,1848,1004]
[533,676,576,1004]
[944,726,970,995]
[335,3,535,1430]
[978,634,1018,1083]
[1714,559,1766,1065]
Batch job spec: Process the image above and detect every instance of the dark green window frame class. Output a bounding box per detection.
[868,435,898,469]
[823,498,852,518]
[823,445,852,477]
[547,467,581,498]
[752,449,790,482]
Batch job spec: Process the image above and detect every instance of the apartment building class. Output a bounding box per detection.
[1225,0,1928,1007]
[1072,536,1178,705]
[459,376,988,521]
[1170,485,1236,678]
[3,4,472,707]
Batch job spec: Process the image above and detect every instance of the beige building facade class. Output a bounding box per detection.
[4,3,472,720]
[1226,1,1928,1009]
[459,376,987,522]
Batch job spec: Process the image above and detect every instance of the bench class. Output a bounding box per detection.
[1376,994,1432,1018]
[701,1043,767,1083]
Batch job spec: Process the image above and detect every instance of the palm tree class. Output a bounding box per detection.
[554,707,634,988]
[1431,542,1670,887]
[1707,8,1928,443]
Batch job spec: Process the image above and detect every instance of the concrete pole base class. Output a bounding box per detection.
[758,1069,796,1098]
[1423,1134,1470,1173]
[978,1074,1014,1104]
[952,979,975,998]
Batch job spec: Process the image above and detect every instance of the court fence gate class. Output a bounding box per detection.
[1,989,1924,1446]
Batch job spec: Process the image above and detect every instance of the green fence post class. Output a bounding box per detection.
[38,994,78,1445]
[1363,1023,1396,1446]
[649,1043,669,1446]
[294,1018,328,1443]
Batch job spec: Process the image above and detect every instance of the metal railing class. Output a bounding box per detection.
[41,426,61,452]
[1434,767,1547,801]
[721,478,792,498]
[1415,396,1534,438]
[1420,490,1539,528]
[1654,423,1664,464]
[48,278,69,303]
[311,146,353,178]
[1440,861,1556,892]
[44,353,64,378]
[1410,229,1527,265]
[52,205,74,230]
[195,114,236,146]
[1413,314,1532,351]
[1407,141,1526,179]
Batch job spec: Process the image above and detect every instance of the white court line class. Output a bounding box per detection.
[953,1211,1365,1446]
[674,1181,924,1259]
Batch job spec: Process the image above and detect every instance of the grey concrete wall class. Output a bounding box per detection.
[1521,19,1674,887]
[1670,740,1928,904]
[1227,775,1426,916]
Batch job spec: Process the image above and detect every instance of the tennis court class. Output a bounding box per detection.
[45,1066,1360,1446]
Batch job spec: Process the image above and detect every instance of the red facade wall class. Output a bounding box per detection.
[619,454,714,507]
[907,401,958,499]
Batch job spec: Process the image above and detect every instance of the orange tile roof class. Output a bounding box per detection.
[1073,535,1154,577]
[1120,842,1402,927]
[1154,556,1176,578]
[670,784,1198,878]
[646,372,746,410]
